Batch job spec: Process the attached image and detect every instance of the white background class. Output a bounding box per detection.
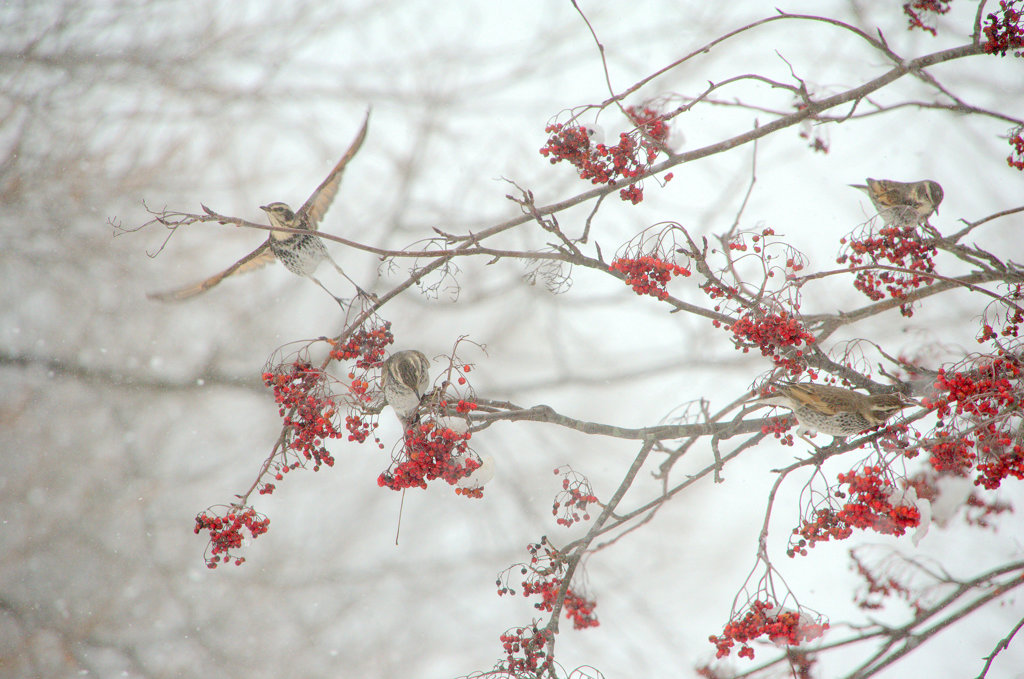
[2,1,1023,677]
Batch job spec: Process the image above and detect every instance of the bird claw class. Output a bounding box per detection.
[805,438,845,464]
[807,449,829,465]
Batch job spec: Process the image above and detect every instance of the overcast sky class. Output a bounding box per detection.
[2,2,1023,677]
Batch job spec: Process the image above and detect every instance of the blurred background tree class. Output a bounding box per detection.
[2,2,1022,677]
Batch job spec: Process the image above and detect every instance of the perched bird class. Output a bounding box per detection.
[849,178,943,228]
[753,381,916,442]
[148,111,370,303]
[381,350,432,422]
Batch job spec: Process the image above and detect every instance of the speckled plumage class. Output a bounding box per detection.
[265,207,329,277]
[755,381,914,438]
[148,111,370,302]
[849,178,943,228]
[382,350,431,422]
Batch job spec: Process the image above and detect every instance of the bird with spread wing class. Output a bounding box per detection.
[148,110,371,303]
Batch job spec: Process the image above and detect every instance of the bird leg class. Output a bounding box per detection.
[808,433,849,464]
[309,275,352,308]
[795,427,822,449]
[792,427,840,464]
[326,254,376,300]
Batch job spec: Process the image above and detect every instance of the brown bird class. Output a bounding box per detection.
[381,350,432,423]
[849,178,943,228]
[754,381,917,442]
[148,110,370,303]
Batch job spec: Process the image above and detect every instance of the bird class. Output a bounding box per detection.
[148,110,370,303]
[849,178,943,228]
[381,350,432,423]
[753,381,917,443]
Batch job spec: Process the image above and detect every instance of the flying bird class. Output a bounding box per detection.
[148,110,371,303]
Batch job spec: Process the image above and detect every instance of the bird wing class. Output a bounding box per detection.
[297,109,371,231]
[865,178,910,208]
[784,383,842,415]
[147,240,274,302]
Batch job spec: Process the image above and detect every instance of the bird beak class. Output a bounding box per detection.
[901,394,922,407]
[259,205,270,212]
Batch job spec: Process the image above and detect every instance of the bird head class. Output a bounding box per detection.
[260,202,297,236]
[384,350,431,396]
[920,180,944,216]
[866,392,919,424]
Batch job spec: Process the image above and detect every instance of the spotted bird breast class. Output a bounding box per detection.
[269,232,328,277]
[792,405,873,437]
[384,383,422,420]
[876,204,924,229]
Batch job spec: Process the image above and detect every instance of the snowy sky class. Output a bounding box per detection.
[2,1,1024,677]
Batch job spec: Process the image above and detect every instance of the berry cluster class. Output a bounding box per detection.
[609,255,691,299]
[930,358,1021,419]
[977,286,1024,342]
[520,578,561,612]
[964,492,1014,528]
[517,577,599,630]
[922,357,1024,487]
[760,416,795,446]
[924,434,975,475]
[1008,125,1024,171]
[850,551,921,614]
[263,362,342,472]
[838,226,937,316]
[539,106,671,204]
[707,228,805,323]
[498,625,553,675]
[377,418,480,493]
[496,538,598,632]
[194,506,270,569]
[539,124,595,173]
[344,412,380,445]
[790,509,852,555]
[903,0,951,35]
[709,601,828,660]
[726,228,778,255]
[702,282,739,302]
[798,120,830,154]
[496,538,565,597]
[877,421,914,454]
[562,588,599,630]
[327,320,394,368]
[977,451,1024,490]
[834,467,922,537]
[788,467,921,556]
[327,321,394,450]
[983,0,1024,56]
[454,485,483,499]
[551,466,598,527]
[341,371,384,449]
[627,105,671,144]
[728,312,815,373]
